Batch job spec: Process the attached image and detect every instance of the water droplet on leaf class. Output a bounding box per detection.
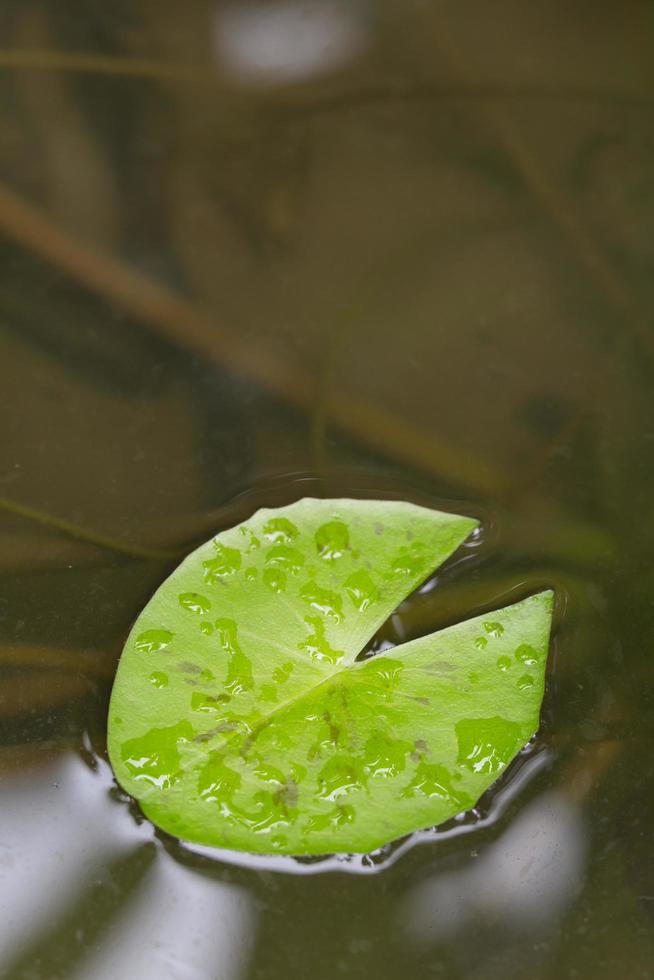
[389,542,428,576]
[298,616,344,664]
[263,518,299,543]
[198,753,242,807]
[300,581,343,621]
[265,545,305,574]
[317,755,366,801]
[305,803,355,833]
[263,567,287,593]
[315,520,349,560]
[272,662,294,684]
[191,691,231,713]
[402,761,470,806]
[203,544,241,582]
[135,629,173,654]
[215,619,254,695]
[344,569,379,611]
[456,717,522,774]
[515,643,538,665]
[363,732,412,778]
[178,592,211,615]
[121,721,194,789]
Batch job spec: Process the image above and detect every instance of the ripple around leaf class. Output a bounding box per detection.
[108,498,552,856]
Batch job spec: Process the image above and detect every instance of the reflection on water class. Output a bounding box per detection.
[0,755,134,965]
[1,0,654,977]
[0,755,151,973]
[401,789,586,944]
[71,855,256,980]
[214,0,371,83]
[1,754,256,980]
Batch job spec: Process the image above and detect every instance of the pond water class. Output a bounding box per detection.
[1,2,654,978]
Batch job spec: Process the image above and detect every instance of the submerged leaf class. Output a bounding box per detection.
[108,498,552,855]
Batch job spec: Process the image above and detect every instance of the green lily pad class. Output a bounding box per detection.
[108,498,552,855]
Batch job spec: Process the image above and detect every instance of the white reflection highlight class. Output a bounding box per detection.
[72,862,256,980]
[402,790,586,943]
[214,0,369,83]
[0,754,142,966]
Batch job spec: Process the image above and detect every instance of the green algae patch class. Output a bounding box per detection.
[108,498,552,855]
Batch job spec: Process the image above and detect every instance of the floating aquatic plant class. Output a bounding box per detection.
[108,499,552,855]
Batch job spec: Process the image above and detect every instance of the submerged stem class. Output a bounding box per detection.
[0,495,179,561]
